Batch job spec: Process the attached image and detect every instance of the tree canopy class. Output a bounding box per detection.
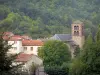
[38,40,71,75]
[70,26,100,75]
[0,32,22,75]
[0,0,100,38]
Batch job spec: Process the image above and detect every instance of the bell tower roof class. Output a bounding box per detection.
[73,20,83,24]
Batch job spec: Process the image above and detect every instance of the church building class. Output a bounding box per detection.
[50,20,85,58]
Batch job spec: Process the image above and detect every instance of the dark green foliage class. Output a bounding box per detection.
[38,47,44,59]
[95,25,100,42]
[43,40,71,66]
[0,33,21,75]
[73,46,80,57]
[0,5,10,20]
[70,43,100,75]
[0,0,100,38]
[70,31,100,75]
[45,65,69,75]
[39,40,71,75]
[84,33,93,49]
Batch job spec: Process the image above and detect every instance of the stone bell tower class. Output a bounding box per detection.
[72,20,85,48]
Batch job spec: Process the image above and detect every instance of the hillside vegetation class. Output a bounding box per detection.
[0,0,100,38]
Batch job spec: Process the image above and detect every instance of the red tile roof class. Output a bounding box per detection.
[16,53,33,62]
[9,35,23,41]
[4,32,14,36]
[2,32,14,40]
[22,40,43,46]
[3,36,9,40]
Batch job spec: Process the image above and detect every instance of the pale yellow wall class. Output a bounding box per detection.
[23,46,42,55]
[71,21,85,48]
[72,36,85,48]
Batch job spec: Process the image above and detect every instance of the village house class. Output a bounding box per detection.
[14,53,43,75]
[3,32,43,55]
[22,40,43,55]
[3,32,44,74]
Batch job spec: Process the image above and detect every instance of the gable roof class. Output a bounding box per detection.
[16,53,43,65]
[73,20,83,24]
[4,32,14,36]
[3,35,23,41]
[3,35,31,41]
[16,53,33,62]
[51,34,71,41]
[9,35,23,41]
[22,40,43,46]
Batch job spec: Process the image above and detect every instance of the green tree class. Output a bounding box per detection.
[40,40,71,75]
[0,32,21,75]
[0,5,10,20]
[70,31,100,75]
[38,47,44,59]
[70,42,100,75]
[73,46,80,57]
[96,25,100,42]
[84,33,93,49]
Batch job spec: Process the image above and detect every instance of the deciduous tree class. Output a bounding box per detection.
[39,40,71,75]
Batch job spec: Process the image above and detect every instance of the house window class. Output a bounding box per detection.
[31,47,33,51]
[24,47,27,50]
[13,47,17,50]
[14,41,17,44]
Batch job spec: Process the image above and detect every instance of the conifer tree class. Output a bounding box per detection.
[74,46,80,57]
[96,25,100,42]
[70,32,100,75]
[83,33,93,49]
[0,33,20,75]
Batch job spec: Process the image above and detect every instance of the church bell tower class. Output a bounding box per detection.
[72,20,85,48]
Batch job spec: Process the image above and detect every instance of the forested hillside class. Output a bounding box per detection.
[0,0,100,38]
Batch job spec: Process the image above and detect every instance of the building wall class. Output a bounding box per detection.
[25,55,43,69]
[13,55,43,75]
[24,55,43,75]
[23,46,41,55]
[72,36,85,48]
[8,41,23,54]
[72,22,85,48]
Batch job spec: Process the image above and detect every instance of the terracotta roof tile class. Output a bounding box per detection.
[16,53,33,62]
[9,35,23,41]
[22,40,43,46]
[4,32,14,36]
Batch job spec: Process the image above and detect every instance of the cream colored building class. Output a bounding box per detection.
[22,40,43,55]
[4,33,43,55]
[14,53,43,75]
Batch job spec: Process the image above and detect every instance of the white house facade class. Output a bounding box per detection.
[22,40,43,55]
[3,33,43,55]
